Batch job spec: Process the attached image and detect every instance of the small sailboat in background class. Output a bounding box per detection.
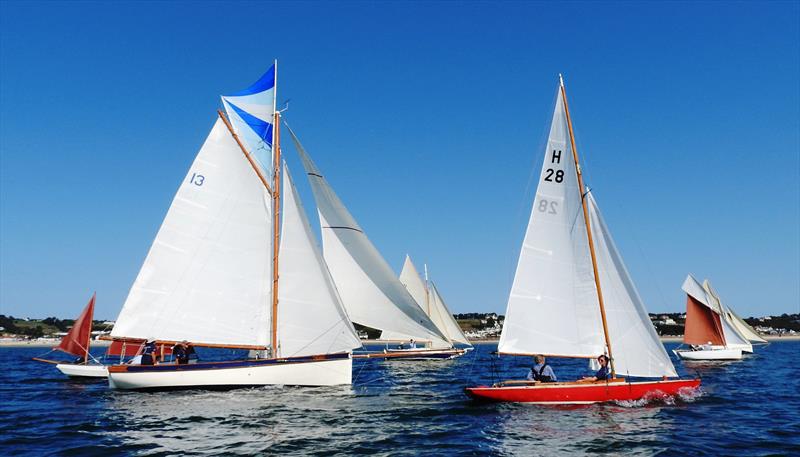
[105,62,362,389]
[703,278,767,349]
[32,293,108,378]
[465,76,700,404]
[398,255,472,351]
[285,127,466,360]
[673,274,752,360]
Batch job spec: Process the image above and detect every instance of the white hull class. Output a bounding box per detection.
[108,356,352,390]
[673,348,742,360]
[56,363,109,378]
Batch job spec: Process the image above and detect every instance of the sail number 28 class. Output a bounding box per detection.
[189,173,205,186]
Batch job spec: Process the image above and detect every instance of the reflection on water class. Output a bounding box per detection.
[1,342,799,456]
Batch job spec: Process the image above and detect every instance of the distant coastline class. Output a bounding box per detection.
[2,335,798,348]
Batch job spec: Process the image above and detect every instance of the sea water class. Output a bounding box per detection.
[1,342,798,456]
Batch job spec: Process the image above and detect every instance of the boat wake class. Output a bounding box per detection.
[613,386,704,408]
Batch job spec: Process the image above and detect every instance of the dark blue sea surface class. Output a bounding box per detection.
[1,341,798,456]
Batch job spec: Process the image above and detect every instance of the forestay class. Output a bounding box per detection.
[587,194,677,377]
[277,165,362,357]
[221,64,276,176]
[111,119,272,347]
[498,87,603,358]
[286,126,450,348]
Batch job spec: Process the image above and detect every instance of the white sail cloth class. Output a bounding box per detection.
[399,256,471,346]
[277,165,361,357]
[286,126,450,349]
[498,87,603,358]
[704,280,766,344]
[499,81,677,378]
[587,194,677,378]
[112,119,272,347]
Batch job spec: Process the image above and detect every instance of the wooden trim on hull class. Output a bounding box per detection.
[353,348,467,360]
[465,379,701,404]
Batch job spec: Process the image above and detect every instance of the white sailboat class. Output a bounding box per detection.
[398,255,472,348]
[284,126,467,360]
[106,62,362,389]
[466,75,700,403]
[673,275,749,360]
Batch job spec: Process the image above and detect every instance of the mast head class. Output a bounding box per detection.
[558,73,565,88]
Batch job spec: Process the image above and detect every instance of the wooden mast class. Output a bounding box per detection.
[559,75,616,378]
[271,60,281,358]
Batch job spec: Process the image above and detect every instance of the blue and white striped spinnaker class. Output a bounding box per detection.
[221,63,276,176]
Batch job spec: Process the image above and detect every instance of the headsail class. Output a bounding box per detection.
[682,275,751,350]
[399,255,429,314]
[221,63,276,176]
[111,119,272,348]
[498,85,603,358]
[587,194,677,377]
[57,293,95,357]
[704,280,766,344]
[428,283,471,346]
[277,164,362,357]
[286,125,450,348]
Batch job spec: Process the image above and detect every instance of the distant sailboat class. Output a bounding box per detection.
[32,293,108,378]
[285,126,467,360]
[105,62,362,389]
[465,76,700,404]
[673,275,752,360]
[703,279,767,349]
[399,256,472,348]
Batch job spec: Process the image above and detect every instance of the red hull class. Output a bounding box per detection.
[465,378,701,404]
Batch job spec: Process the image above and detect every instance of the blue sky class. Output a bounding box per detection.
[1,1,798,320]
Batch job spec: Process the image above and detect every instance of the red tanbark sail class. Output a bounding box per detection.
[683,295,725,346]
[57,293,95,357]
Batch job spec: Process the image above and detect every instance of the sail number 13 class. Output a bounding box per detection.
[189,173,205,186]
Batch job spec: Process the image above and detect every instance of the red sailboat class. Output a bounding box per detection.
[465,76,700,404]
[32,293,108,378]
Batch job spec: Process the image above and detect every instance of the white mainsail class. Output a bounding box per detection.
[587,194,677,377]
[399,256,471,346]
[286,126,451,349]
[704,280,766,344]
[111,119,272,347]
[277,165,362,357]
[497,86,604,358]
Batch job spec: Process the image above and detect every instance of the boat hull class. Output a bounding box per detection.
[56,363,109,378]
[465,379,701,404]
[674,348,742,360]
[353,347,469,360]
[107,353,352,390]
